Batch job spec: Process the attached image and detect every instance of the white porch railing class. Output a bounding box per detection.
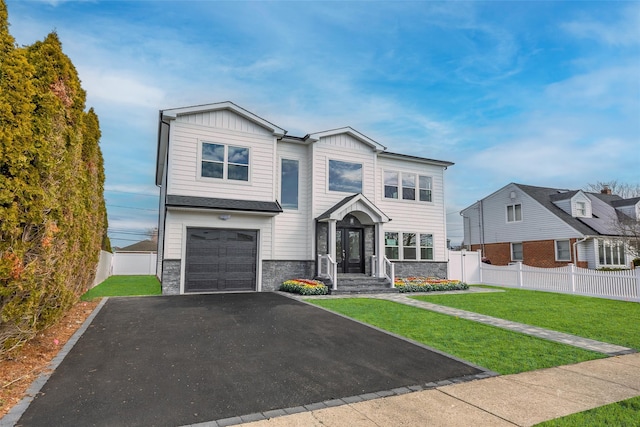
[371,255,395,288]
[480,262,640,302]
[317,253,338,290]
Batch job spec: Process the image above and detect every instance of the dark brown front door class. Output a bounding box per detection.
[336,228,364,273]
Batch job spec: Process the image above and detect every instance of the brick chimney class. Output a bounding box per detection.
[601,185,612,195]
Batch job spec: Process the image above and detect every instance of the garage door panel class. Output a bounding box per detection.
[185,228,257,293]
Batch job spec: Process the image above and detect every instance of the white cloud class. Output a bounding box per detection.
[562,5,640,46]
[78,66,165,108]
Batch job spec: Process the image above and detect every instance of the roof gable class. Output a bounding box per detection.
[309,127,386,151]
[317,193,390,224]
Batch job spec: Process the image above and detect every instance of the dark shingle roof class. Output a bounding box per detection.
[166,195,282,213]
[115,239,157,252]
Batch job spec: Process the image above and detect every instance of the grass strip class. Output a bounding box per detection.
[534,395,640,426]
[308,298,604,375]
[413,287,640,350]
[81,275,161,300]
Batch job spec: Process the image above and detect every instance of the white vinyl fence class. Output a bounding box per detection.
[112,252,157,276]
[448,250,481,283]
[479,262,640,302]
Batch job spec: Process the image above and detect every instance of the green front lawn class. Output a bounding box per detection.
[309,298,604,375]
[534,396,640,426]
[413,287,640,349]
[81,275,161,300]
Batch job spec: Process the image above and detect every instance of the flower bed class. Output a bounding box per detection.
[394,277,468,293]
[280,279,328,295]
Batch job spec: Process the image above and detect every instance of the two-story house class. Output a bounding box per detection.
[155,102,454,294]
[461,183,639,269]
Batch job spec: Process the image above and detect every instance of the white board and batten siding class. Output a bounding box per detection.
[311,134,377,217]
[376,156,449,261]
[476,184,582,244]
[274,142,312,260]
[167,116,277,202]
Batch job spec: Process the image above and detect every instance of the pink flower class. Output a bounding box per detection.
[53,339,59,346]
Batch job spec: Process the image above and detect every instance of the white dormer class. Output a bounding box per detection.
[571,192,591,218]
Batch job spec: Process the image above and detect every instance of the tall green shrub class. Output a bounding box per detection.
[0,1,107,356]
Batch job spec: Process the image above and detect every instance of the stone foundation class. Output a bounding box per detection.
[161,259,181,295]
[393,261,448,279]
[261,260,316,291]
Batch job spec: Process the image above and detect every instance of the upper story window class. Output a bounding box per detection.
[201,142,249,181]
[384,170,433,203]
[329,160,362,193]
[384,171,398,199]
[576,201,586,217]
[506,204,522,222]
[281,158,299,210]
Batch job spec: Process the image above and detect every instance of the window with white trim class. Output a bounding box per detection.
[384,170,433,203]
[329,160,362,193]
[507,204,522,222]
[281,158,298,209]
[555,240,571,261]
[511,242,523,261]
[598,239,626,266]
[384,232,399,259]
[420,234,434,260]
[403,233,417,259]
[201,142,249,181]
[576,201,586,217]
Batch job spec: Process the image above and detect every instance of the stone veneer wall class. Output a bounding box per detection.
[393,261,448,279]
[261,260,316,291]
[161,259,181,295]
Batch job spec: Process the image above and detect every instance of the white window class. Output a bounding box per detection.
[281,159,298,209]
[402,233,417,259]
[598,239,626,266]
[511,242,523,261]
[201,142,249,181]
[555,240,571,261]
[576,201,586,217]
[507,204,522,222]
[419,176,432,202]
[420,234,434,260]
[329,160,362,193]
[384,171,398,199]
[384,232,399,259]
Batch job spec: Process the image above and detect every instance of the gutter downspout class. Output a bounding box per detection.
[573,236,590,268]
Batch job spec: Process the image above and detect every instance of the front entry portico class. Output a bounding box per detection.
[316,194,391,285]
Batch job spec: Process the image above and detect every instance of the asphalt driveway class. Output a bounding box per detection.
[15,293,485,426]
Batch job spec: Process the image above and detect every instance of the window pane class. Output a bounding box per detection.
[385,247,399,259]
[202,143,224,162]
[556,240,571,261]
[228,146,249,165]
[403,233,416,259]
[421,247,434,260]
[507,205,514,222]
[515,204,522,221]
[202,161,223,178]
[512,243,523,260]
[384,171,398,199]
[384,232,398,260]
[402,174,415,200]
[419,176,432,202]
[228,164,248,181]
[281,159,299,209]
[329,160,362,193]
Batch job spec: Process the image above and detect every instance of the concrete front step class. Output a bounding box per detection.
[330,274,395,294]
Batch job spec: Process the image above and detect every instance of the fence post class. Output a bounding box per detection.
[569,263,576,294]
[517,262,523,287]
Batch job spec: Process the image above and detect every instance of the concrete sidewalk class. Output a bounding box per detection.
[236,352,640,427]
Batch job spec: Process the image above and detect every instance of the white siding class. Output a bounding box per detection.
[462,202,481,246]
[273,142,312,260]
[472,184,582,244]
[166,121,276,201]
[570,193,591,217]
[177,109,273,136]
[376,156,449,261]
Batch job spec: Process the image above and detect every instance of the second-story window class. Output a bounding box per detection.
[402,174,416,200]
[507,203,522,222]
[329,159,362,193]
[201,142,249,181]
[281,158,299,209]
[384,170,433,203]
[576,201,586,217]
[419,176,432,202]
[384,171,398,199]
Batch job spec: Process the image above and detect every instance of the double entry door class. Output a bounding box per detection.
[336,227,364,273]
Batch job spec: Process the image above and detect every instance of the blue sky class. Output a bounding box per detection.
[6,0,640,248]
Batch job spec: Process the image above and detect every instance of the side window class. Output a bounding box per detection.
[511,242,523,261]
[420,234,433,260]
[201,142,249,181]
[419,176,432,202]
[555,240,571,261]
[329,160,362,193]
[281,159,299,209]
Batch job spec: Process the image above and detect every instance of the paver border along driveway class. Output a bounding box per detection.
[13,293,487,427]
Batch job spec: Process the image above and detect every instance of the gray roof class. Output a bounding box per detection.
[115,239,157,252]
[317,194,362,220]
[166,195,282,213]
[611,197,640,207]
[514,183,633,237]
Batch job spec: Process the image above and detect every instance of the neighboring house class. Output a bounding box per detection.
[115,239,158,253]
[155,101,454,294]
[461,183,639,269]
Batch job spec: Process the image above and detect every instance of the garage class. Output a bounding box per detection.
[184,228,258,293]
